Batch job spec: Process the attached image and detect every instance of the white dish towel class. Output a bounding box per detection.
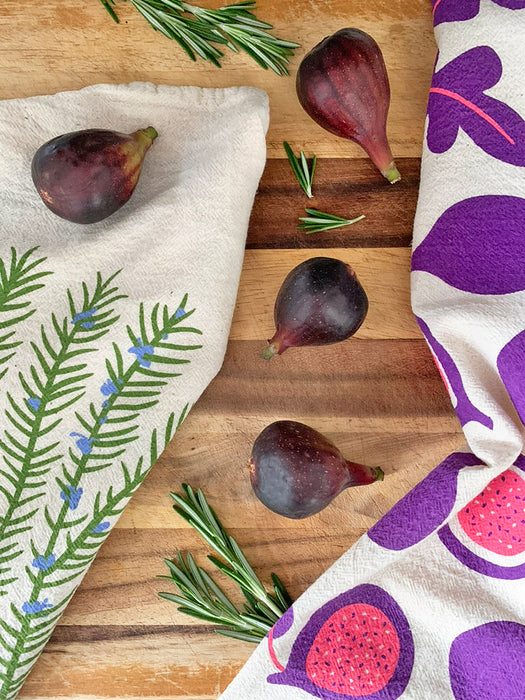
[220,2,525,699]
[0,82,268,699]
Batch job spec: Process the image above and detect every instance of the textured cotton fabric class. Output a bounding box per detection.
[0,82,268,699]
[220,3,525,699]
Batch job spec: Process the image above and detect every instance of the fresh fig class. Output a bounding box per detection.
[261,257,368,359]
[249,420,384,519]
[296,28,400,183]
[31,127,158,224]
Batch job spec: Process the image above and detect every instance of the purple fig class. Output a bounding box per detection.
[262,257,368,360]
[31,127,158,224]
[296,28,400,183]
[249,420,384,519]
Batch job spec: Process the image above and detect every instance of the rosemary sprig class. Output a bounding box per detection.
[100,0,299,75]
[284,141,317,198]
[159,484,292,642]
[298,208,365,235]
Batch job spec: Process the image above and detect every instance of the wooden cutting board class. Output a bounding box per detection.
[0,1,464,697]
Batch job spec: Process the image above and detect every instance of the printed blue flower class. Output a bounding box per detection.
[100,416,108,424]
[71,306,97,326]
[60,485,83,511]
[26,397,41,411]
[128,337,154,368]
[22,598,53,614]
[32,554,56,571]
[70,431,95,455]
[92,521,111,533]
[175,307,185,319]
[100,378,119,396]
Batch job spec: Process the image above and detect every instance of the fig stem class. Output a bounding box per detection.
[373,466,385,482]
[260,342,279,361]
[381,161,401,184]
[141,126,158,142]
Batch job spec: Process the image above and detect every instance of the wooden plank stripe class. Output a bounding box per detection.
[247,158,420,248]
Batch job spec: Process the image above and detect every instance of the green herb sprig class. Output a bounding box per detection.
[158,484,292,642]
[100,0,299,75]
[298,208,365,235]
[284,142,317,198]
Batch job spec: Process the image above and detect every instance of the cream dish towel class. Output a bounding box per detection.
[220,2,525,699]
[0,82,268,699]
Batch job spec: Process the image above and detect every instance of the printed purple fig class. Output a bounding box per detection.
[296,28,400,184]
[249,421,384,519]
[262,257,368,360]
[31,127,158,224]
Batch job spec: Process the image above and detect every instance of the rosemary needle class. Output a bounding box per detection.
[159,484,292,642]
[298,208,365,235]
[283,141,317,198]
[100,0,300,75]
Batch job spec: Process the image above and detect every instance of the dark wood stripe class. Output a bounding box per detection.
[247,158,420,249]
[198,338,454,420]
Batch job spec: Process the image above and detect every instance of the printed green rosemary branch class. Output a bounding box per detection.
[284,142,317,198]
[0,247,52,382]
[159,484,292,642]
[100,0,299,75]
[298,208,365,235]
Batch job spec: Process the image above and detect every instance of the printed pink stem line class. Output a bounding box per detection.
[267,627,285,672]
[429,87,516,144]
[432,0,443,15]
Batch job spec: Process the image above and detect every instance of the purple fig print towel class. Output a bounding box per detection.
[221,3,525,699]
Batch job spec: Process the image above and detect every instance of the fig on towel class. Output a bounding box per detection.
[261,257,368,360]
[31,127,158,224]
[249,420,384,519]
[296,28,400,183]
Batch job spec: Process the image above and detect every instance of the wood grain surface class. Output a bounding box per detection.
[0,1,464,698]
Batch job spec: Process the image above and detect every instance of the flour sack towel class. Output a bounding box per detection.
[0,82,268,699]
[220,3,525,699]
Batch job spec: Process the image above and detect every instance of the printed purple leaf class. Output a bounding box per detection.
[427,46,525,165]
[432,0,525,25]
[449,621,525,700]
[368,452,482,551]
[412,196,525,295]
[492,0,525,7]
[432,0,479,26]
[267,585,414,700]
[497,330,525,426]
[417,318,493,430]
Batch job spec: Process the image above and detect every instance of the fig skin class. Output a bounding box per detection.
[262,257,368,359]
[296,28,400,184]
[31,127,158,224]
[249,420,384,519]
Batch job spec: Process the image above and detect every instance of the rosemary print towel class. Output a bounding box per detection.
[0,82,268,699]
[221,4,525,700]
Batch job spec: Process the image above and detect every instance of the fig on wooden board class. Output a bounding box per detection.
[297,28,400,183]
[249,420,384,519]
[262,257,368,360]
